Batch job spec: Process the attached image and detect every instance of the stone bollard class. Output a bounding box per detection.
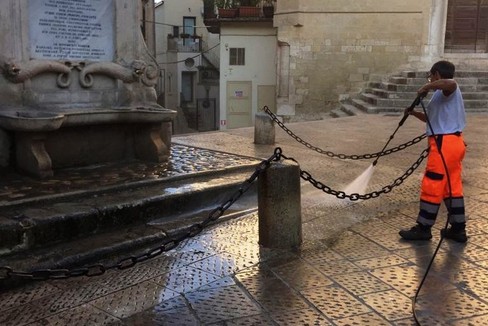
[258,159,302,249]
[254,112,275,145]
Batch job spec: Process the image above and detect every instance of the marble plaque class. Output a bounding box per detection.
[29,0,114,61]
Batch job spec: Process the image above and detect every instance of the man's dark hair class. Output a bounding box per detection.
[430,60,455,79]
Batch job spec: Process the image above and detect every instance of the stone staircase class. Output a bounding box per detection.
[331,71,488,117]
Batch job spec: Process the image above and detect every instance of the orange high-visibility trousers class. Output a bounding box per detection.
[417,134,466,226]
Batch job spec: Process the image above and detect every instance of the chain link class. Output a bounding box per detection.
[263,106,426,160]
[0,149,282,282]
[281,148,429,201]
[1,143,427,281]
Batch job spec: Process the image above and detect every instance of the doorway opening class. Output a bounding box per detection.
[445,0,488,53]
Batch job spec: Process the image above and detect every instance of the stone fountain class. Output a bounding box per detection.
[0,0,176,178]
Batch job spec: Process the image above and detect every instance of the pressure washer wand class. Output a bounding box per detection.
[372,94,425,166]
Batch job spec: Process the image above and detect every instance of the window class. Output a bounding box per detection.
[183,17,195,36]
[229,48,245,65]
[183,17,195,45]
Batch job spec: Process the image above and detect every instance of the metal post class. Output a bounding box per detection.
[258,160,301,249]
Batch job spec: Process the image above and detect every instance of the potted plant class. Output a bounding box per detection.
[216,0,238,18]
[262,0,275,18]
[238,0,260,17]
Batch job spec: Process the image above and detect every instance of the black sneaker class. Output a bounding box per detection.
[441,227,468,243]
[399,224,432,241]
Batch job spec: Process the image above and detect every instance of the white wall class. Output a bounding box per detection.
[155,0,220,111]
[219,23,277,129]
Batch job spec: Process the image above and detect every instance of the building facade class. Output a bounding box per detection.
[273,0,488,121]
[157,0,488,130]
[218,22,277,130]
[155,0,221,134]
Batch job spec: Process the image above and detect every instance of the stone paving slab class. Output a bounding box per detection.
[0,143,262,277]
[2,210,488,325]
[1,113,488,325]
[0,144,261,207]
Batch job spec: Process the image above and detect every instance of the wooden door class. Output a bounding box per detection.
[445,0,488,53]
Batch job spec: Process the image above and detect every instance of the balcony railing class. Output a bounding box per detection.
[203,4,274,34]
[167,35,203,53]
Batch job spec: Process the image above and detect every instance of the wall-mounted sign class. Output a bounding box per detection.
[29,0,114,61]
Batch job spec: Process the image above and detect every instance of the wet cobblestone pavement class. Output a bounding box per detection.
[0,144,260,206]
[2,113,488,325]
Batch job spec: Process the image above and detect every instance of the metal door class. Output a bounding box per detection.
[226,81,252,129]
[181,71,194,106]
[197,98,217,132]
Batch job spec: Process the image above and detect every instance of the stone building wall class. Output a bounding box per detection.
[274,0,431,120]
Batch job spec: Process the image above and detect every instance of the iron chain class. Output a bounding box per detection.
[1,144,426,281]
[263,106,427,160]
[0,149,282,281]
[282,148,429,201]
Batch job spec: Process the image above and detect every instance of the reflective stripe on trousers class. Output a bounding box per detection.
[417,134,466,226]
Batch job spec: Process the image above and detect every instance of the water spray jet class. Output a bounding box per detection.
[342,94,425,197]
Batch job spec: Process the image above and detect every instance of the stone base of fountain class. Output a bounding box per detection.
[0,107,176,178]
[0,0,178,178]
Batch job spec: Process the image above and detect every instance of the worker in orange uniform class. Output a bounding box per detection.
[399,60,467,243]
